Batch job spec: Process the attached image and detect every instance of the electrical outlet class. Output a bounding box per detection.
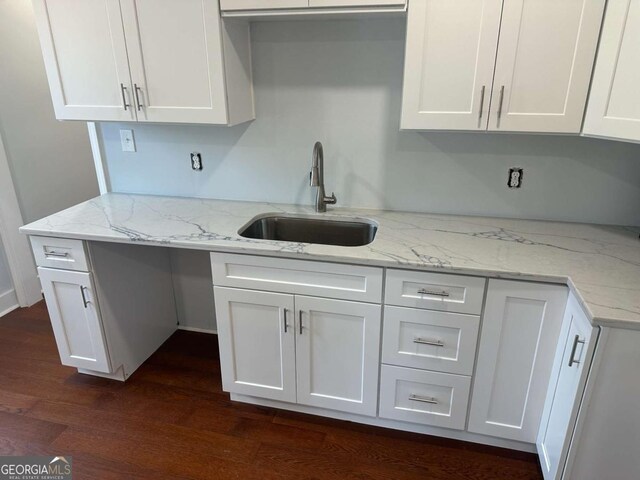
[508,167,523,188]
[190,152,203,171]
[120,129,136,152]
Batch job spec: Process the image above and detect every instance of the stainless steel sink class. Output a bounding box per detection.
[239,214,378,247]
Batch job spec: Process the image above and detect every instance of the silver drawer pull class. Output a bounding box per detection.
[568,334,585,367]
[45,251,69,258]
[417,288,450,297]
[409,394,438,405]
[413,338,444,347]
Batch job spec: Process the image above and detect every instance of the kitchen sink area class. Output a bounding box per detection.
[238,214,378,247]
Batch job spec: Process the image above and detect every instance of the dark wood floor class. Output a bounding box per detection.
[0,301,543,479]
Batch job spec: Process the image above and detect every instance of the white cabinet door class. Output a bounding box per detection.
[400,0,503,130]
[583,0,640,143]
[32,0,136,121]
[120,0,230,124]
[537,294,597,480]
[468,280,567,443]
[295,296,381,416]
[214,287,296,403]
[220,0,308,10]
[489,0,605,133]
[38,267,112,373]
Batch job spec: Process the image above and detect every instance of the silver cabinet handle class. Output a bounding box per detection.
[417,288,450,297]
[479,85,486,120]
[413,338,444,347]
[409,394,438,405]
[299,310,303,335]
[283,309,288,333]
[497,85,505,125]
[120,83,130,111]
[134,84,143,111]
[568,334,585,367]
[45,251,69,258]
[80,286,90,308]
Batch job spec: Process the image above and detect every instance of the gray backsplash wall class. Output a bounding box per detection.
[99,18,640,226]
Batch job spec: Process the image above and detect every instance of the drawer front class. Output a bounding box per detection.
[379,365,471,430]
[211,253,383,303]
[382,306,479,375]
[31,236,89,272]
[385,269,485,314]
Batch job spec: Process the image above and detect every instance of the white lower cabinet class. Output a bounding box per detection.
[468,280,568,443]
[537,294,597,480]
[214,287,297,403]
[379,365,471,430]
[214,285,382,416]
[295,296,381,416]
[38,267,112,373]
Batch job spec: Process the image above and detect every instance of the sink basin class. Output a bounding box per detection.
[239,214,378,247]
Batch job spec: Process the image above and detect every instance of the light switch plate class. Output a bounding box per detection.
[120,129,136,152]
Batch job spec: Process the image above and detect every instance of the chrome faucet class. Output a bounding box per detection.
[309,142,337,213]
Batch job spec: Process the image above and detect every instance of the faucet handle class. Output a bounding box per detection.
[325,193,337,205]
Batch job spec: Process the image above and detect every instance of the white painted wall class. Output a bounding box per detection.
[0,237,13,295]
[0,0,99,223]
[99,18,640,225]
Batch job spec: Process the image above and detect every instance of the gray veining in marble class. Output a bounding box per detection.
[20,193,640,329]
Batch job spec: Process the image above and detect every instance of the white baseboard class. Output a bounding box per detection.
[0,288,19,317]
[177,325,217,334]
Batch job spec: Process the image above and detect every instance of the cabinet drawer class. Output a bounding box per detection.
[379,365,471,430]
[31,236,89,272]
[385,269,485,314]
[211,253,383,303]
[382,306,479,375]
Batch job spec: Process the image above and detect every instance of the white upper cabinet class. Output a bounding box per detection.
[32,0,135,121]
[468,280,567,443]
[400,0,503,131]
[120,0,238,124]
[401,0,606,133]
[583,0,640,143]
[33,0,254,125]
[489,0,606,133]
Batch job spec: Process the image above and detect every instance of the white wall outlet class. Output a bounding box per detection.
[508,167,523,188]
[120,129,136,152]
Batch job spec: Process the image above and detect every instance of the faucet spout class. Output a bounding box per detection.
[309,142,337,213]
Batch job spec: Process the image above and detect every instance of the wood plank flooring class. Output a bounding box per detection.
[0,302,543,479]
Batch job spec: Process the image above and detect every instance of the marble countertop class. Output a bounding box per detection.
[20,193,640,329]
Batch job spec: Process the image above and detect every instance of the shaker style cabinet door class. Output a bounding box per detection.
[38,267,112,373]
[537,294,597,480]
[488,0,606,133]
[583,0,640,143]
[120,0,231,124]
[214,287,297,403]
[32,0,136,121]
[295,296,381,416]
[468,280,568,443]
[400,0,503,130]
